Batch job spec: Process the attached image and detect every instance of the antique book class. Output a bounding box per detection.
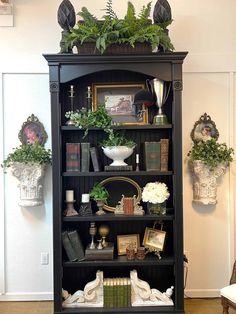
[81,142,91,172]
[123,197,134,215]
[104,165,133,171]
[67,230,85,261]
[61,231,77,262]
[160,138,169,171]
[144,141,161,171]
[85,243,114,260]
[66,143,80,171]
[90,146,102,172]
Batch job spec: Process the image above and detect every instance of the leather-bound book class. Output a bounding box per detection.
[67,230,85,261]
[160,139,169,171]
[90,146,102,172]
[66,143,80,171]
[61,231,77,262]
[144,141,161,171]
[81,142,90,172]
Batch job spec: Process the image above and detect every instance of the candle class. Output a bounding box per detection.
[81,193,90,203]
[136,154,139,163]
[66,190,74,202]
[70,85,74,91]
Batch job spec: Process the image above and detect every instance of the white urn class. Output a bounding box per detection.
[191,160,227,205]
[11,162,47,207]
[102,146,134,166]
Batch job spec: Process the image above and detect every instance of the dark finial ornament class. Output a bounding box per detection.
[57,0,76,53]
[153,0,172,28]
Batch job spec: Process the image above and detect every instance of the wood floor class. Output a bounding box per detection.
[0,298,233,314]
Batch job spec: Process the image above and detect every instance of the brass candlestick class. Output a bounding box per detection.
[66,85,75,125]
[98,224,110,248]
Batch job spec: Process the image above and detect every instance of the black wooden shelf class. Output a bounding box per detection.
[63,213,174,222]
[62,171,173,177]
[59,305,179,314]
[61,124,173,131]
[63,255,175,267]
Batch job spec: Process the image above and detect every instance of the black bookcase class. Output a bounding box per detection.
[44,52,187,314]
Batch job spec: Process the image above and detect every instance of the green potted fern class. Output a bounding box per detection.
[66,0,174,54]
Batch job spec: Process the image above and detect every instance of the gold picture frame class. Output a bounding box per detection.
[100,176,142,212]
[92,82,148,125]
[117,234,140,256]
[142,227,166,252]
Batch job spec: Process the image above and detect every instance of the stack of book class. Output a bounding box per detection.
[144,139,169,171]
[103,277,131,308]
[66,142,91,172]
[62,230,85,262]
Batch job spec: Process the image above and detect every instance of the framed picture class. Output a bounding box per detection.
[18,114,48,146]
[142,227,166,252]
[190,113,219,143]
[117,234,140,255]
[92,83,149,125]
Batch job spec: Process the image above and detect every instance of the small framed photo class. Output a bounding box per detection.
[117,234,140,255]
[92,83,148,125]
[142,227,166,252]
[190,113,219,143]
[18,114,48,146]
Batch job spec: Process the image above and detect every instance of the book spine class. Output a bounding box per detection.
[160,138,169,171]
[81,142,90,172]
[90,146,101,172]
[61,231,77,262]
[66,143,80,171]
[103,278,108,308]
[127,278,131,307]
[123,197,134,215]
[144,141,161,171]
[67,230,85,261]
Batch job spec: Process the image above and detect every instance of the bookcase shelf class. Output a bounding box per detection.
[63,213,174,222]
[44,52,187,314]
[63,255,175,267]
[62,171,173,177]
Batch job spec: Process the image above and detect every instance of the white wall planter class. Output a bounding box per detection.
[191,160,227,205]
[11,162,46,207]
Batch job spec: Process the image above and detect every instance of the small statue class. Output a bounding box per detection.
[57,0,76,53]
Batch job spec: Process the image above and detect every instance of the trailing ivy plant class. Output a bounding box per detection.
[100,131,135,148]
[66,1,174,53]
[2,143,52,171]
[187,139,234,171]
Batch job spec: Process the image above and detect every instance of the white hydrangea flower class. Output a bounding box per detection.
[142,182,170,204]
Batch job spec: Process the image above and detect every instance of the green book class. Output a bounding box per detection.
[67,230,85,261]
[61,231,77,262]
[144,141,161,171]
[103,279,108,308]
[81,142,90,172]
[127,278,131,307]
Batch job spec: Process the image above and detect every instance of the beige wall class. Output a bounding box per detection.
[0,0,235,300]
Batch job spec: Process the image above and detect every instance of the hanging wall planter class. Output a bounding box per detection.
[188,114,234,205]
[2,115,51,207]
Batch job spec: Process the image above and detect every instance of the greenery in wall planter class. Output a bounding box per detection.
[187,138,234,171]
[66,0,174,54]
[2,143,52,171]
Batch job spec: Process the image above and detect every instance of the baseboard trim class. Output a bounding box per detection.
[184,289,221,298]
[0,292,53,301]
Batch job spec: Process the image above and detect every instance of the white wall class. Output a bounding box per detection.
[0,0,235,301]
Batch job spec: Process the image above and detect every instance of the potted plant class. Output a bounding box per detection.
[2,143,52,207]
[101,131,135,166]
[66,0,174,54]
[142,181,170,215]
[187,139,234,205]
[89,182,109,215]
